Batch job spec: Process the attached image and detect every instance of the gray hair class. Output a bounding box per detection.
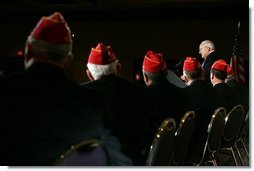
[143,70,167,81]
[25,35,72,63]
[200,40,215,51]
[87,60,118,80]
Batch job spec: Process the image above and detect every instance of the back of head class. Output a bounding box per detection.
[86,43,118,80]
[182,57,203,81]
[200,40,215,51]
[142,51,167,82]
[25,12,73,68]
[211,59,232,81]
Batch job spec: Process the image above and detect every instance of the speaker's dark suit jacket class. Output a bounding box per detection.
[202,51,221,85]
[0,63,106,166]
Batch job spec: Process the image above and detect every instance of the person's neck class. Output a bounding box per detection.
[213,79,224,86]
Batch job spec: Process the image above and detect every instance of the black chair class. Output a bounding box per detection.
[147,118,176,166]
[54,139,109,166]
[235,110,249,163]
[192,107,226,166]
[220,105,246,166]
[171,111,195,166]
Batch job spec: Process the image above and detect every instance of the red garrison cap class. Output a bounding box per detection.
[88,43,116,65]
[212,59,232,74]
[143,51,166,73]
[183,57,201,72]
[30,12,72,44]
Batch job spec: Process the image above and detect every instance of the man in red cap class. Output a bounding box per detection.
[181,57,226,165]
[0,12,108,165]
[81,43,154,165]
[211,59,240,111]
[142,51,191,134]
[226,71,249,115]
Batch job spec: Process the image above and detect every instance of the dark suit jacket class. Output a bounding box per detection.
[146,78,191,131]
[226,79,249,113]
[81,74,154,165]
[213,82,240,112]
[0,63,106,166]
[184,80,226,162]
[202,51,220,85]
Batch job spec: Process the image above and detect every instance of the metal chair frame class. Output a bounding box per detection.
[171,111,195,166]
[194,107,226,166]
[220,105,246,166]
[54,139,109,166]
[147,118,176,166]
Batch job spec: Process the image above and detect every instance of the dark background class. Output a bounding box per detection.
[0,0,249,85]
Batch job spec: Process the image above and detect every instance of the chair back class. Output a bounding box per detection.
[55,139,109,166]
[171,111,195,165]
[206,107,226,153]
[147,118,176,166]
[223,105,245,144]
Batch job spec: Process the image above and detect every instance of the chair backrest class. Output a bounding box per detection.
[55,139,109,166]
[223,105,245,144]
[206,107,226,153]
[171,111,195,165]
[147,118,176,166]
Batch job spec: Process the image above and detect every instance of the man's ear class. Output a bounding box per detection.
[86,69,94,81]
[143,72,151,86]
[143,73,147,82]
[116,62,121,75]
[63,54,73,69]
[211,72,214,79]
[181,74,188,83]
[24,43,32,63]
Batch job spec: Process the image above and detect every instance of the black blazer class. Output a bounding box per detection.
[202,51,221,85]
[184,80,226,160]
[213,82,240,111]
[81,74,154,165]
[226,79,249,113]
[0,63,106,165]
[146,78,191,130]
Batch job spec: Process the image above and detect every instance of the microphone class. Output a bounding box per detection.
[174,58,185,68]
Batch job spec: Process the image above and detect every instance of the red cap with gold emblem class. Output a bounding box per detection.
[30,12,72,44]
[183,57,201,72]
[143,51,166,73]
[88,43,116,65]
[212,59,232,74]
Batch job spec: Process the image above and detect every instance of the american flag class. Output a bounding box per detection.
[230,22,245,84]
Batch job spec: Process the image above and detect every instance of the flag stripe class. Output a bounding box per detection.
[230,23,245,85]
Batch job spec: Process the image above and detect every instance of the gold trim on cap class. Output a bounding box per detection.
[145,55,160,63]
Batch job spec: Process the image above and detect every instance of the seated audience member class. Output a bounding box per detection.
[210,60,240,111]
[0,12,111,165]
[142,51,191,133]
[181,57,226,164]
[81,43,154,165]
[225,73,249,114]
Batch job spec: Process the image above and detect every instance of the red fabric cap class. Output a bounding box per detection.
[212,59,232,74]
[143,51,166,73]
[30,12,72,44]
[88,43,116,65]
[183,57,201,71]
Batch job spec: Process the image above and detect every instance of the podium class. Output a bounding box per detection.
[167,70,187,88]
